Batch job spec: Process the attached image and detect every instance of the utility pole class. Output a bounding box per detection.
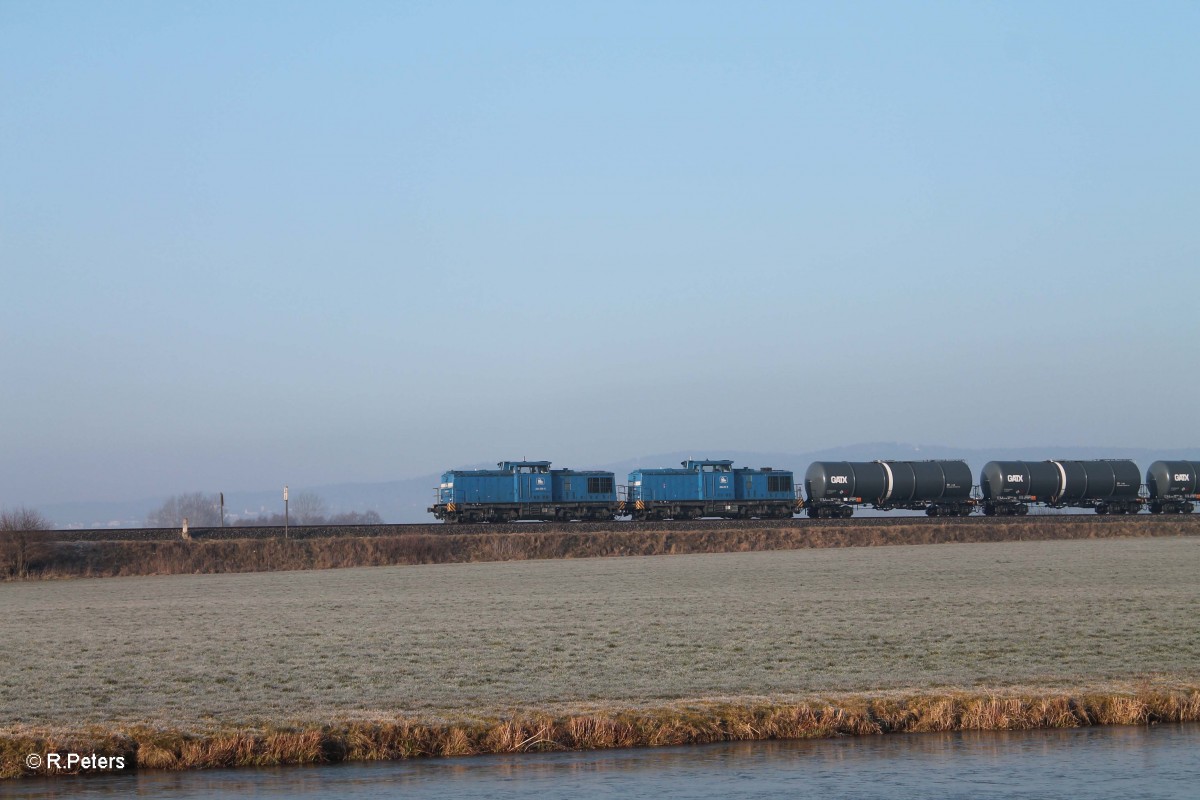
[283,485,289,539]
[220,492,225,528]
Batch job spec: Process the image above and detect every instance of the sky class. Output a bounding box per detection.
[2,1,1198,507]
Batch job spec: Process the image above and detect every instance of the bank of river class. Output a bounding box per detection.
[9,724,1198,799]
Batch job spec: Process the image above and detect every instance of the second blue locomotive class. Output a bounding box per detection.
[628,460,797,520]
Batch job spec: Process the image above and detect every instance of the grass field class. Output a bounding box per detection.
[3,536,1197,736]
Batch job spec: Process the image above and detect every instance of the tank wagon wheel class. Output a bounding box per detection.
[1095,503,1108,515]
[926,506,940,517]
[1017,504,1028,516]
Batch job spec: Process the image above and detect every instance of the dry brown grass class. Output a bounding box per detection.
[8,516,1199,580]
[5,689,1198,778]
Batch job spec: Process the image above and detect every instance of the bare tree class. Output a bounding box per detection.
[290,492,328,525]
[0,507,51,532]
[1,506,50,578]
[147,493,221,528]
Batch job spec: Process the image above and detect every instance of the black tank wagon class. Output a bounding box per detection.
[980,459,1142,516]
[1145,460,1199,514]
[804,460,973,518]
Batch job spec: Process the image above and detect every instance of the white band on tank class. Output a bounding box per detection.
[878,460,894,502]
[1051,461,1068,501]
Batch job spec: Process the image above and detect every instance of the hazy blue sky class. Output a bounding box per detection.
[3,1,1198,506]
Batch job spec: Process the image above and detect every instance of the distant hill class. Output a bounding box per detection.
[40,443,1199,527]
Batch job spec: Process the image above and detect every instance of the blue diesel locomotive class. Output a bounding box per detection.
[428,461,620,523]
[629,460,796,520]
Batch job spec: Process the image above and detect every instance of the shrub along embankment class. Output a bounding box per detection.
[5,689,1199,778]
[4,516,1198,580]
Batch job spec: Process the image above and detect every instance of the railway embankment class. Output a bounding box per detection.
[4,515,1198,580]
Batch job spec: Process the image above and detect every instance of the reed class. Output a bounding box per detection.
[6,689,1198,779]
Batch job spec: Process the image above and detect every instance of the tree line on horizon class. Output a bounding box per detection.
[146,492,383,528]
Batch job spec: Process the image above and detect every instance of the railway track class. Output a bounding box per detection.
[32,512,1194,543]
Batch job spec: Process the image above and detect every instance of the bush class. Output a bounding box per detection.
[1,506,50,578]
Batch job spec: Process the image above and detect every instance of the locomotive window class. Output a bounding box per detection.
[587,477,614,494]
[564,479,572,492]
[768,476,792,492]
